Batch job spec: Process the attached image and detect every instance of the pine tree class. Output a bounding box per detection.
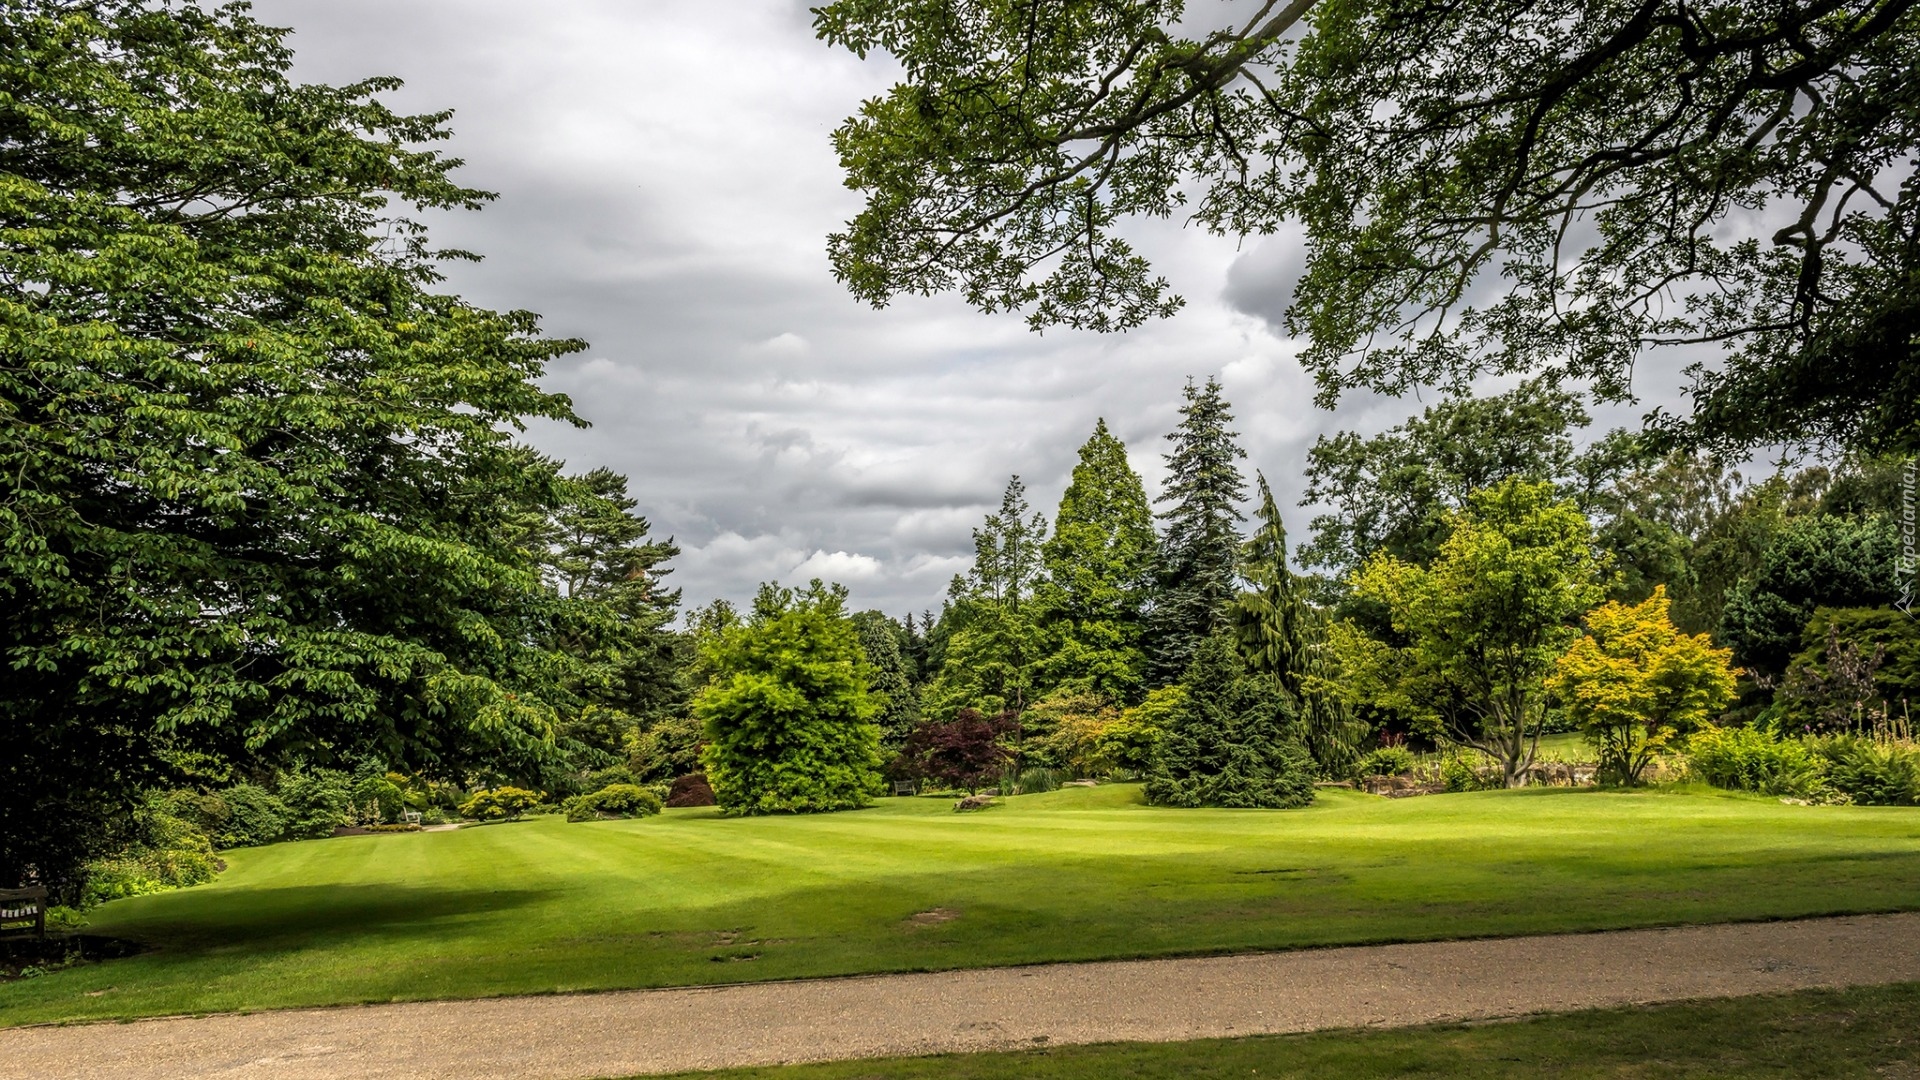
[1035,419,1157,703]
[1234,473,1366,773]
[1147,378,1248,685]
[1143,634,1316,809]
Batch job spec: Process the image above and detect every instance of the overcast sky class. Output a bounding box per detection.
[252,0,1688,618]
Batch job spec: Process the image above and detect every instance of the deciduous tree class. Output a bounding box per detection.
[694,581,883,814]
[0,2,588,888]
[1350,480,1607,786]
[816,0,1920,454]
[1548,587,1738,784]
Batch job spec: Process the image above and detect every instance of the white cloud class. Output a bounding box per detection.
[252,0,1689,617]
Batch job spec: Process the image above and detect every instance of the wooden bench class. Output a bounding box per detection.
[0,886,47,941]
[892,780,918,797]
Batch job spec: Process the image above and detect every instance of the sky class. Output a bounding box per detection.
[252,0,1690,618]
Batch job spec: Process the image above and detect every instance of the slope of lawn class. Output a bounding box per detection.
[5,783,1920,1025]
[652,982,1920,1080]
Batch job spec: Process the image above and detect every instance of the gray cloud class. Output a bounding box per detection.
[253,0,1697,617]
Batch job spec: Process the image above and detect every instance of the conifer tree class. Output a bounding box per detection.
[1035,420,1157,703]
[1234,474,1367,773]
[1143,634,1316,809]
[927,477,1049,715]
[1147,378,1248,684]
[855,611,921,752]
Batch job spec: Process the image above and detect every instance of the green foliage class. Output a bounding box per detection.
[1350,480,1607,786]
[695,580,883,814]
[1301,381,1605,577]
[275,771,355,839]
[1720,515,1897,677]
[1772,607,1920,732]
[0,1,599,886]
[1684,727,1825,798]
[855,611,921,751]
[927,477,1050,715]
[627,712,706,784]
[1100,686,1182,774]
[349,776,408,826]
[562,783,663,822]
[1147,378,1247,685]
[815,0,1920,454]
[1234,473,1366,773]
[1353,746,1417,779]
[1816,736,1920,806]
[458,787,543,822]
[1438,752,1501,793]
[213,784,289,848]
[1144,635,1316,809]
[1022,689,1121,777]
[1548,587,1739,784]
[1034,419,1156,702]
[81,793,222,907]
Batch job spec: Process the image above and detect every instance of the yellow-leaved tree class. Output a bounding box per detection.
[1548,587,1738,785]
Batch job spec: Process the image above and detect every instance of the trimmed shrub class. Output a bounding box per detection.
[563,783,664,822]
[1684,726,1824,797]
[459,786,543,821]
[666,773,717,808]
[215,783,290,847]
[1817,736,1920,806]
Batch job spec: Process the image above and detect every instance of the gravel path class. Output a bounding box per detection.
[8,912,1920,1080]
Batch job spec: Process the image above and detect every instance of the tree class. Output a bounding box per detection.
[816,0,1920,454]
[854,610,922,751]
[1143,634,1316,809]
[926,476,1049,715]
[1719,514,1899,680]
[1233,474,1365,772]
[1548,587,1738,784]
[899,708,1016,793]
[1,3,589,889]
[694,581,883,814]
[1350,480,1607,787]
[530,465,684,785]
[1301,381,1601,577]
[1034,419,1157,702]
[1773,607,1920,732]
[1147,378,1247,684]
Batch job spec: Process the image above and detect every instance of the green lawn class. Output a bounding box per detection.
[651,982,1920,1080]
[5,783,1920,1026]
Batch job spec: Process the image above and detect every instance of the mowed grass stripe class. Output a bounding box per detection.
[3,784,1918,1025]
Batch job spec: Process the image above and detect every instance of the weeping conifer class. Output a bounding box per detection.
[1233,474,1368,773]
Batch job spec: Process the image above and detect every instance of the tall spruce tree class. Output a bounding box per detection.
[1148,379,1248,684]
[1035,420,1157,703]
[1234,474,1367,773]
[927,477,1049,715]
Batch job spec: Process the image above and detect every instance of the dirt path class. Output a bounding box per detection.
[8,913,1920,1080]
